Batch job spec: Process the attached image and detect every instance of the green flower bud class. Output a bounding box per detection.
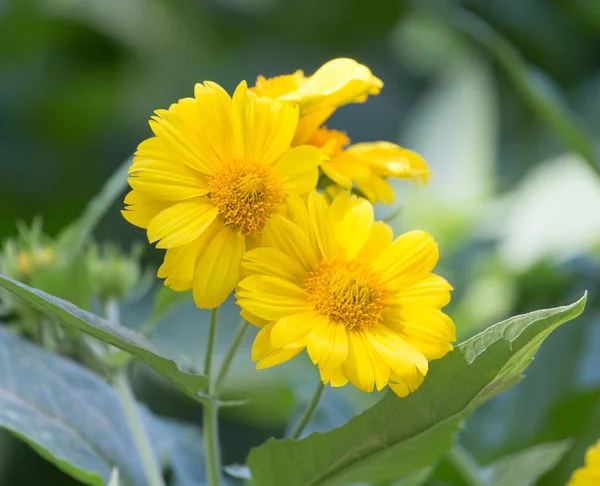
[87,244,143,301]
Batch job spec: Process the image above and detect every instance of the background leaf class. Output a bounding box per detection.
[0,275,207,401]
[247,295,586,486]
[480,440,572,486]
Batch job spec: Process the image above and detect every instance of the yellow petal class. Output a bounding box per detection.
[241,309,269,328]
[367,325,428,380]
[262,215,319,272]
[355,175,395,205]
[236,275,312,321]
[273,146,320,195]
[343,331,389,392]
[308,191,337,260]
[158,219,222,291]
[330,192,373,259]
[192,226,245,308]
[319,366,349,387]
[388,368,426,398]
[232,81,299,165]
[128,158,208,201]
[250,71,304,99]
[147,198,218,249]
[355,221,394,264]
[347,142,430,182]
[307,320,348,369]
[257,347,303,369]
[285,194,320,258]
[252,322,276,361]
[270,311,324,349]
[293,107,336,145]
[388,274,453,308]
[242,246,307,285]
[320,161,354,189]
[372,230,439,289]
[285,58,383,115]
[121,190,169,229]
[150,96,223,175]
[393,307,456,359]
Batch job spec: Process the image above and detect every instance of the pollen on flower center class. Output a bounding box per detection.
[304,259,388,330]
[208,160,284,236]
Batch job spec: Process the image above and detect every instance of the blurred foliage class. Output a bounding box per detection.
[1,0,599,484]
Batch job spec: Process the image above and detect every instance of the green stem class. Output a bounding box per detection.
[447,445,487,486]
[204,308,219,384]
[114,372,165,486]
[289,380,325,440]
[203,401,222,486]
[214,318,250,396]
[106,299,165,486]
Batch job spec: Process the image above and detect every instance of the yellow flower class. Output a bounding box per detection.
[236,191,455,396]
[122,81,321,309]
[17,246,54,277]
[308,127,431,204]
[568,440,600,486]
[251,58,382,144]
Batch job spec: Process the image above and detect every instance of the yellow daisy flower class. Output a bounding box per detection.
[568,440,600,486]
[122,81,321,309]
[236,191,455,397]
[307,127,431,204]
[251,58,383,144]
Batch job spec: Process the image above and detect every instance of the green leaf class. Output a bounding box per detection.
[247,295,586,486]
[0,274,207,401]
[389,467,433,486]
[449,9,597,173]
[58,157,132,257]
[481,441,572,486]
[0,327,150,485]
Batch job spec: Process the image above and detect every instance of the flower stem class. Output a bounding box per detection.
[204,308,219,382]
[214,318,250,396]
[447,445,487,486]
[106,299,164,486]
[289,380,325,440]
[203,307,222,486]
[203,401,222,486]
[114,372,165,486]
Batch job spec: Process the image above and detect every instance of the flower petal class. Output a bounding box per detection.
[273,146,320,195]
[147,198,219,249]
[355,221,393,264]
[232,81,299,165]
[271,311,325,349]
[307,319,348,369]
[252,322,276,361]
[121,190,169,229]
[158,219,223,291]
[330,192,373,259]
[242,246,308,285]
[262,215,319,272]
[257,347,303,369]
[388,274,453,308]
[343,331,389,392]
[308,191,338,260]
[320,366,348,387]
[236,275,312,321]
[193,225,245,308]
[372,230,439,289]
[388,368,425,398]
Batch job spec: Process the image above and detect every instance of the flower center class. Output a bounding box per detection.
[208,160,284,236]
[304,259,388,331]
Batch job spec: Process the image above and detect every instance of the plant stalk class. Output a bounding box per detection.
[214,318,250,396]
[203,306,222,486]
[106,299,164,486]
[289,380,325,440]
[204,308,219,383]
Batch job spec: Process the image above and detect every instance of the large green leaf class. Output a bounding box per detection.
[0,327,171,486]
[0,274,207,400]
[481,441,571,486]
[247,295,586,486]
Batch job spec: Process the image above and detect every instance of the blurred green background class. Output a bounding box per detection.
[1,0,599,484]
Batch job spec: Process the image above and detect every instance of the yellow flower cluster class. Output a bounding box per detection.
[123,58,454,397]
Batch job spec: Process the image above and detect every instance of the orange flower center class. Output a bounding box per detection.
[304,259,388,330]
[208,160,284,237]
